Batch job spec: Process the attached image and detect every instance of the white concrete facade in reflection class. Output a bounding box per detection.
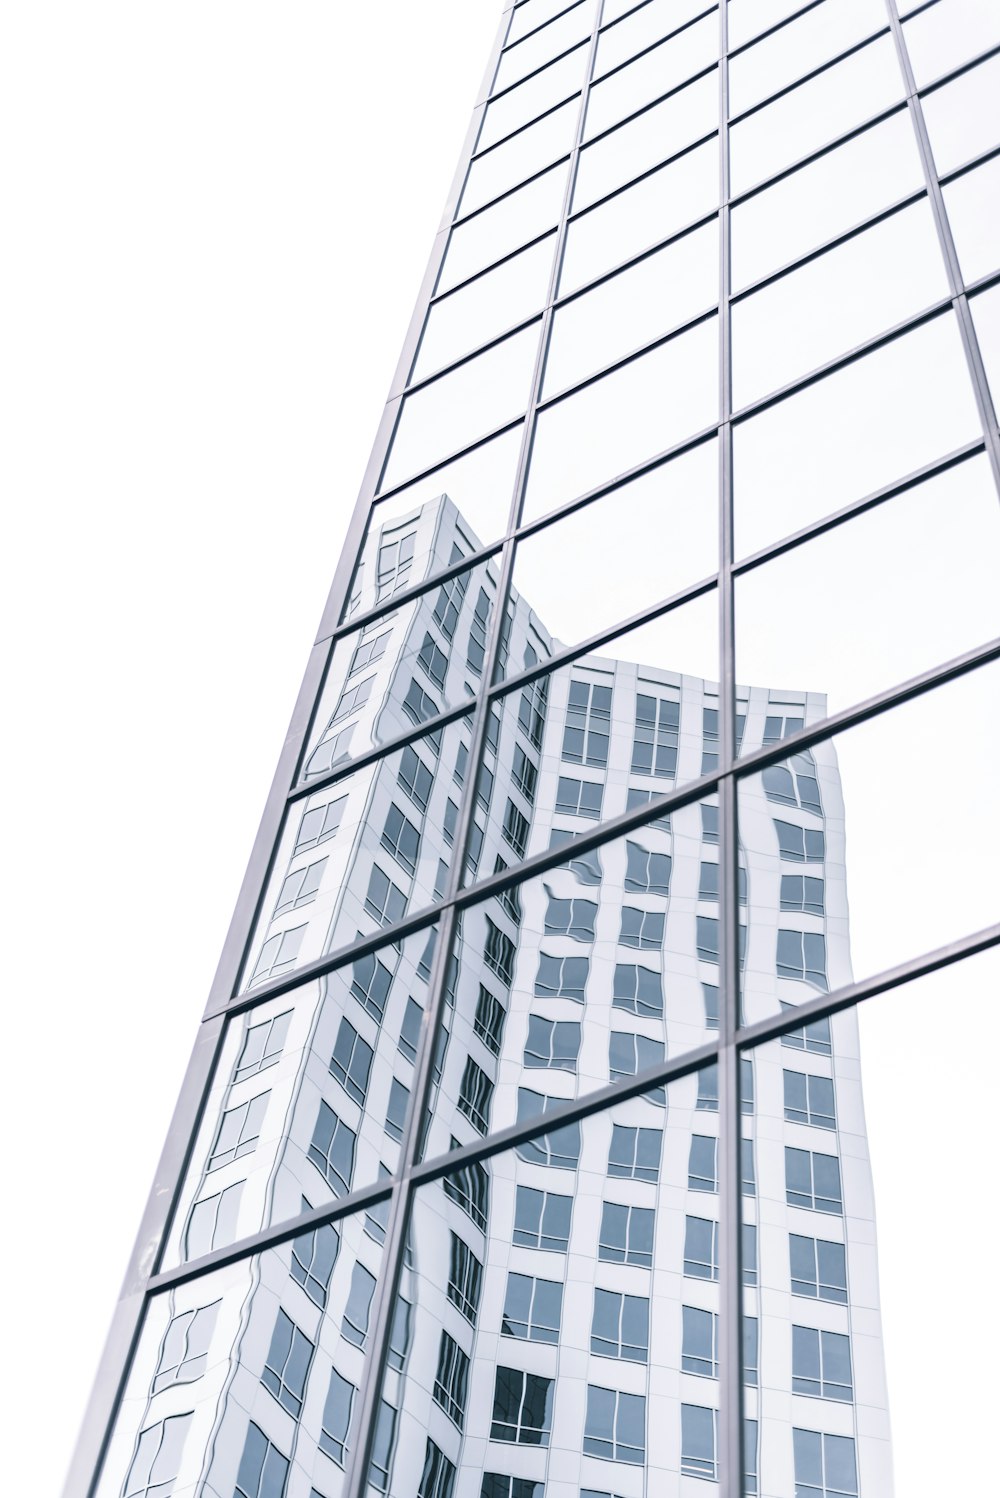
[98,493,891,1498]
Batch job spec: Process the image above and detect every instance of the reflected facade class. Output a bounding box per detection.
[71,3,1000,1498]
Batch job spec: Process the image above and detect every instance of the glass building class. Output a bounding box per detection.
[70,3,1000,1498]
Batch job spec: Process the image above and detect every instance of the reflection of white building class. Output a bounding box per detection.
[99,497,891,1498]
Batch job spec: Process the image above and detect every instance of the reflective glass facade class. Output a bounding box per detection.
[71,3,1000,1498]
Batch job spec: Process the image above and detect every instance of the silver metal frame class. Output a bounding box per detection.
[67,0,1000,1493]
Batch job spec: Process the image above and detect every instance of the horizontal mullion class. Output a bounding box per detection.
[729,187,928,305]
[582,57,718,149]
[555,207,720,308]
[914,38,1000,99]
[322,540,505,650]
[592,3,718,86]
[428,229,558,308]
[469,90,581,164]
[452,155,572,231]
[486,35,589,104]
[399,312,544,400]
[488,571,718,697]
[965,265,1000,302]
[728,26,890,128]
[725,0,829,61]
[737,920,1000,1052]
[370,414,525,511]
[732,439,986,575]
[504,0,592,54]
[535,302,719,413]
[566,126,718,225]
[285,697,476,807]
[938,140,1000,190]
[728,100,910,208]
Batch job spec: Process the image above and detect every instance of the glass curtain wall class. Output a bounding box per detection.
[72,3,1000,1498]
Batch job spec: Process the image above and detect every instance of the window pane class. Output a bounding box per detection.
[732,201,949,409]
[728,0,887,117]
[921,50,1000,174]
[438,162,568,295]
[544,219,717,394]
[902,0,1000,87]
[584,11,718,141]
[414,238,555,382]
[494,0,597,93]
[461,100,579,217]
[728,0,813,50]
[509,0,589,46]
[574,67,718,209]
[732,312,981,558]
[597,0,718,74]
[525,315,718,518]
[478,44,591,152]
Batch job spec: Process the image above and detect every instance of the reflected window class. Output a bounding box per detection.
[681,1403,717,1480]
[444,1142,490,1231]
[544,889,598,941]
[233,1424,288,1498]
[743,1137,756,1197]
[153,1302,219,1392]
[432,552,469,640]
[376,528,416,600]
[626,786,672,829]
[684,1215,718,1280]
[475,984,508,1054]
[448,1232,484,1323]
[781,875,825,916]
[304,722,355,780]
[342,1261,376,1348]
[417,1439,456,1498]
[307,1101,356,1197]
[793,1326,854,1402]
[583,1385,646,1464]
[417,632,448,690]
[631,692,679,777]
[381,804,420,874]
[745,1316,759,1387]
[329,1019,374,1106]
[467,588,492,676]
[744,1222,758,1287]
[513,1184,572,1251]
[524,1014,582,1071]
[793,1429,859,1498]
[682,1305,718,1378]
[763,752,823,815]
[207,1092,269,1172]
[351,950,394,1024]
[433,1330,471,1428]
[790,1233,848,1303]
[519,674,549,749]
[513,744,539,802]
[555,774,604,818]
[535,952,589,1001]
[481,1477,543,1498]
[562,679,613,767]
[782,1005,833,1056]
[249,925,305,987]
[123,1415,193,1498]
[786,1146,843,1214]
[348,625,390,676]
[262,1309,313,1417]
[295,795,346,854]
[320,1368,355,1466]
[777,929,829,991]
[612,961,663,1017]
[516,1089,581,1169]
[688,1134,718,1193]
[403,677,440,727]
[385,1076,410,1142]
[290,1205,339,1310]
[591,1289,649,1362]
[502,1271,564,1343]
[398,996,424,1064]
[485,918,517,984]
[184,1180,243,1262]
[619,905,664,949]
[490,1367,554,1445]
[703,982,719,1029]
[400,744,434,810]
[784,1069,836,1130]
[609,1031,665,1100]
[458,1055,495,1134]
[599,1201,654,1267]
[701,802,719,844]
[370,1400,397,1492]
[233,1011,291,1084]
[365,865,407,927]
[625,841,672,895]
[775,819,825,864]
[502,797,531,856]
[608,1123,662,1182]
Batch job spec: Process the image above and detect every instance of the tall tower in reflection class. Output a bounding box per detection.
[71,3,990,1496]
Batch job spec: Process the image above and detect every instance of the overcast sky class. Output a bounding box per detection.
[3,5,997,1496]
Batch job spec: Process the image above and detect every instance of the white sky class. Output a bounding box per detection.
[2,5,997,1496]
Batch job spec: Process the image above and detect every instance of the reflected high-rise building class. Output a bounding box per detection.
[71,2,1000,1497]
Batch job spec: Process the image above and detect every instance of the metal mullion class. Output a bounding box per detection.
[427,229,559,308]
[727,27,890,128]
[884,3,1000,492]
[504,0,593,53]
[591,3,718,86]
[486,36,591,104]
[362,416,524,512]
[469,91,581,166]
[582,58,719,148]
[285,702,476,808]
[535,302,719,411]
[728,101,910,208]
[715,7,744,1494]
[395,308,546,402]
[939,140,1000,189]
[555,206,720,308]
[566,125,718,223]
[340,11,610,1497]
[913,39,1000,98]
[451,155,572,231]
[318,542,504,650]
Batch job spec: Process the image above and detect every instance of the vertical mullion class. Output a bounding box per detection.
[339,7,609,1496]
[717,3,745,1497]
[883,0,1000,495]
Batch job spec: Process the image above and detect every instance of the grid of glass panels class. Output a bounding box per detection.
[76,3,1000,1498]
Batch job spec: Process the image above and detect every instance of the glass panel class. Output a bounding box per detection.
[561,136,719,292]
[97,1213,385,1498]
[162,947,427,1266]
[384,325,540,490]
[597,0,718,75]
[524,314,718,519]
[478,44,591,152]
[574,66,719,209]
[732,311,981,559]
[730,110,925,292]
[364,425,524,576]
[438,162,568,296]
[970,281,1000,406]
[728,0,887,117]
[459,597,719,891]
[738,658,1000,1018]
[460,99,579,218]
[494,0,598,93]
[736,454,1000,734]
[728,0,812,51]
[508,0,588,46]
[247,719,470,989]
[731,200,950,409]
[921,50,1000,175]
[511,438,718,643]
[584,11,719,141]
[745,948,1000,1497]
[402,1072,723,1489]
[902,0,1000,87]
[545,218,718,394]
[729,35,905,195]
[943,155,1000,286]
[304,546,499,775]
[414,238,555,382]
